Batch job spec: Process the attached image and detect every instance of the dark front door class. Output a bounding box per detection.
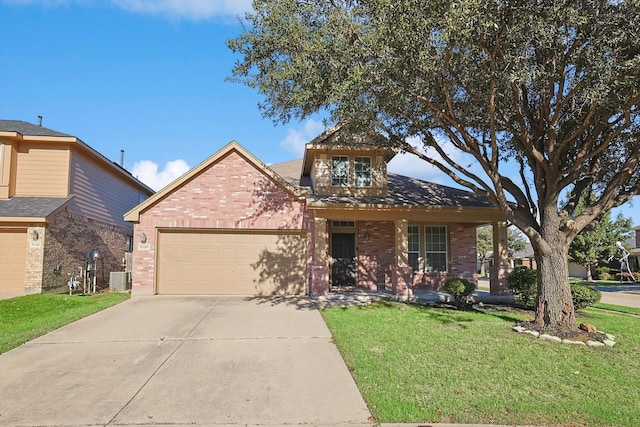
[331,233,356,287]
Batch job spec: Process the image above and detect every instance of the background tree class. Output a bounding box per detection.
[568,201,633,281]
[477,226,528,276]
[508,228,527,260]
[229,0,640,330]
[476,226,492,277]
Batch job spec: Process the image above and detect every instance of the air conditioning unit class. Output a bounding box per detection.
[109,272,129,291]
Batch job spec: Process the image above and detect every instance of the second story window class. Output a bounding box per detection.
[354,157,372,187]
[331,156,349,187]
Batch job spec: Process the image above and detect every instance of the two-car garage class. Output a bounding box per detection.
[125,142,310,297]
[155,229,307,295]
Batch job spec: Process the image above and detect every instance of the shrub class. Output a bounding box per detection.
[570,283,601,309]
[444,277,476,307]
[596,266,612,281]
[506,268,538,307]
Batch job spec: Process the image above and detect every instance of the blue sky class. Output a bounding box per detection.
[1,0,637,226]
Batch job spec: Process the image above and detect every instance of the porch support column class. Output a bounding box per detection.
[310,217,330,297]
[393,219,412,297]
[490,221,511,295]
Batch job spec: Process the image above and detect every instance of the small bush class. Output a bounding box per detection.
[444,277,476,307]
[596,266,612,281]
[506,268,538,307]
[570,283,601,309]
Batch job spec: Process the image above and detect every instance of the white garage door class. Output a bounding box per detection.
[156,230,307,295]
[0,229,27,293]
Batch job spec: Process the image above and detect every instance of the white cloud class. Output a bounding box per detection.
[388,135,485,187]
[110,0,253,20]
[280,118,326,157]
[132,159,190,191]
[1,0,253,19]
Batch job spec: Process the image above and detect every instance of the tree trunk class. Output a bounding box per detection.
[585,264,593,282]
[532,214,577,330]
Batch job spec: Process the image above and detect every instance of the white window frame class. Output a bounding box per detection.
[354,156,372,187]
[331,156,349,187]
[424,225,448,272]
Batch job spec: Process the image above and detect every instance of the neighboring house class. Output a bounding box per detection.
[0,120,154,294]
[125,126,509,297]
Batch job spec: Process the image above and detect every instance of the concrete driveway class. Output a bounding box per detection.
[0,296,372,426]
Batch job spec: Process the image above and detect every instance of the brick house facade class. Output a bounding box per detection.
[126,127,510,297]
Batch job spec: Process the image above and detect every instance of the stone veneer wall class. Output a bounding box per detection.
[39,209,131,293]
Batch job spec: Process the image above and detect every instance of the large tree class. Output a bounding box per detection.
[229,0,640,330]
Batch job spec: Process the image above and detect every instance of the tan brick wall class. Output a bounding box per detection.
[132,150,308,295]
[24,226,45,294]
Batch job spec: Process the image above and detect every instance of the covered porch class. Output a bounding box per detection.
[307,208,511,297]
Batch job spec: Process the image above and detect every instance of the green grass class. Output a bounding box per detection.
[0,292,130,354]
[321,302,640,426]
[594,302,640,316]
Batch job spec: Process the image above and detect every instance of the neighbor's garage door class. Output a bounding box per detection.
[156,230,307,295]
[0,229,27,293]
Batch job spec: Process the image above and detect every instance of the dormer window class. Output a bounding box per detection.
[355,157,372,187]
[331,156,349,187]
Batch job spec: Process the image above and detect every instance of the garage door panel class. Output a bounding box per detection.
[157,231,306,295]
[0,230,27,293]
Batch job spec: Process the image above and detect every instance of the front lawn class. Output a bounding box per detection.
[0,292,130,354]
[321,302,640,426]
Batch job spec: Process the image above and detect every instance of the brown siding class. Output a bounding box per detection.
[69,149,144,229]
[14,142,69,197]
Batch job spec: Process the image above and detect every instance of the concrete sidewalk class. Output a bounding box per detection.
[0,296,372,426]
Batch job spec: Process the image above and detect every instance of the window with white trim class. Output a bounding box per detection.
[354,156,372,187]
[408,225,420,272]
[425,225,448,272]
[331,156,349,187]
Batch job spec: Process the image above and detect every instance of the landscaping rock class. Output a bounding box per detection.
[562,339,586,345]
[587,340,605,347]
[541,334,562,342]
[604,339,616,347]
[579,323,598,333]
[512,325,526,333]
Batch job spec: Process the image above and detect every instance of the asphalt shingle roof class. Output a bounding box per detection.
[0,120,72,138]
[269,159,494,208]
[0,197,71,218]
